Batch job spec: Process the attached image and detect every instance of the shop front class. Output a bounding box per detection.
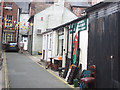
[3,30,16,43]
[2,30,16,49]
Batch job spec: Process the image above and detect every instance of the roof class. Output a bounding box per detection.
[52,15,88,30]
[4,1,19,8]
[70,2,91,8]
[42,29,53,34]
[15,2,30,13]
[86,2,112,13]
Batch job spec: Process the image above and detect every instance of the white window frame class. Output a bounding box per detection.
[49,33,52,50]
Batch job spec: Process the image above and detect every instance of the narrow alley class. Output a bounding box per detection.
[6,52,71,88]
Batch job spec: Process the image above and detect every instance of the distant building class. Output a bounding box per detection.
[61,0,91,17]
[27,0,57,54]
[28,0,77,55]
[16,2,30,50]
[29,0,55,16]
[70,2,91,17]
[2,1,19,44]
[88,0,104,5]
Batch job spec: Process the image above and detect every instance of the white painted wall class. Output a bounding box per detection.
[33,1,77,55]
[62,8,78,24]
[62,27,68,67]
[19,14,30,36]
[42,32,53,61]
[32,6,53,54]
[64,19,88,70]
[19,13,30,50]
[79,19,88,70]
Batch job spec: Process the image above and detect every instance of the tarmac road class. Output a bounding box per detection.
[6,52,71,88]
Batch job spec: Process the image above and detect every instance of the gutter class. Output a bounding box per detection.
[52,15,88,31]
[86,2,112,13]
[42,29,53,34]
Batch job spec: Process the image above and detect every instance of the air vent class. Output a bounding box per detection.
[36,29,42,35]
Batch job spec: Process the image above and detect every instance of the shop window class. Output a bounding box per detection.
[3,32,15,43]
[57,30,64,56]
[58,37,63,56]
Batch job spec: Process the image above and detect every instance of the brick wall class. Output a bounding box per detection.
[3,2,19,42]
[4,2,18,25]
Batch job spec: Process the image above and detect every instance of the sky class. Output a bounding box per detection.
[3,0,90,3]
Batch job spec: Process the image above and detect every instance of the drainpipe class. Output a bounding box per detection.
[71,25,74,65]
[1,1,4,50]
[17,8,21,45]
[31,18,34,55]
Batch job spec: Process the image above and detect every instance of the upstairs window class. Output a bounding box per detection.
[5,15,13,27]
[81,9,86,16]
[46,0,54,4]
[6,3,12,7]
[4,3,12,10]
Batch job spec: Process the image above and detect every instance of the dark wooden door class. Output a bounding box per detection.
[43,50,45,60]
[88,12,119,88]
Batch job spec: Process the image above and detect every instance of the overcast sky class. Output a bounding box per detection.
[3,0,89,3]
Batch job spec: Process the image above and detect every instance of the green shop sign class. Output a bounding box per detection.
[70,19,87,34]
[78,19,87,31]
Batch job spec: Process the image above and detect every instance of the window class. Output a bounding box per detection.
[4,3,12,10]
[49,33,52,49]
[43,35,46,49]
[37,29,41,34]
[81,9,86,16]
[46,0,54,4]
[3,32,15,43]
[6,3,12,7]
[57,30,64,56]
[5,15,13,27]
